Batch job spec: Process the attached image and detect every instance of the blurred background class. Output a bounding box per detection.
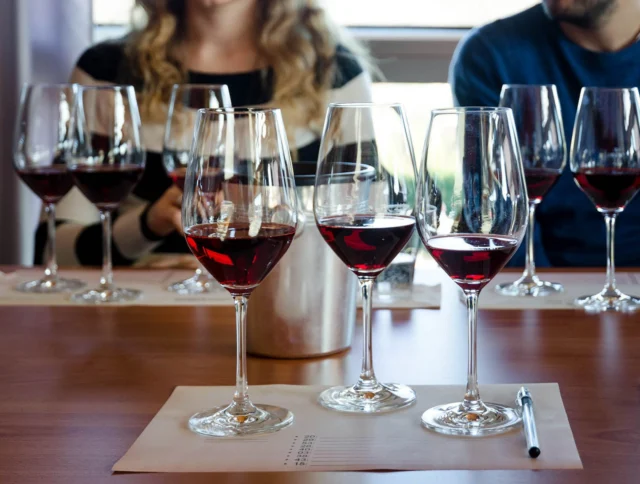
[0,0,537,266]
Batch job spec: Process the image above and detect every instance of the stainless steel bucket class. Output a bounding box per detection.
[246,163,358,358]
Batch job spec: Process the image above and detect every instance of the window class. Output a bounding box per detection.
[93,0,539,31]
[325,0,538,28]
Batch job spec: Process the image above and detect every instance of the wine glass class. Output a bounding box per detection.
[68,85,145,303]
[13,84,86,293]
[163,84,231,295]
[570,87,640,312]
[183,108,297,436]
[495,85,566,297]
[416,107,528,436]
[314,103,418,413]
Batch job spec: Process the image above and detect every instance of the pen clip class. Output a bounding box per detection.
[516,386,532,407]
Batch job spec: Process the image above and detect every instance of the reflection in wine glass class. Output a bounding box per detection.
[163,84,231,295]
[416,107,528,436]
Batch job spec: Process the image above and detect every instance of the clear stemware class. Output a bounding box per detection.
[495,84,566,297]
[416,107,528,436]
[314,103,418,413]
[163,83,231,295]
[183,108,298,436]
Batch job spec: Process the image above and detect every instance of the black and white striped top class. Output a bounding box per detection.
[36,39,373,266]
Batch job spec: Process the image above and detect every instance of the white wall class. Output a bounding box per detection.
[0,0,92,264]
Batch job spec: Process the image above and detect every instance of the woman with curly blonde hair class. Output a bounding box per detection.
[37,0,373,267]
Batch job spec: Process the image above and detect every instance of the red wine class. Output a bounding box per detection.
[69,164,144,210]
[17,165,73,203]
[426,235,519,291]
[169,167,187,191]
[318,215,415,278]
[573,168,640,212]
[185,222,295,295]
[525,168,561,203]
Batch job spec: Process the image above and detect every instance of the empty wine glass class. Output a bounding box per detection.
[495,84,566,297]
[314,103,418,413]
[416,107,528,436]
[183,108,297,436]
[571,87,640,312]
[68,85,145,303]
[13,84,86,293]
[163,83,231,295]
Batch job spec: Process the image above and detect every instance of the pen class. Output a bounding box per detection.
[516,387,541,458]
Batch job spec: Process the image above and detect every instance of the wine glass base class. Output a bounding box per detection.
[421,401,521,437]
[15,277,86,294]
[167,274,221,295]
[495,278,563,297]
[574,290,640,313]
[70,287,142,304]
[188,404,293,437]
[318,383,416,413]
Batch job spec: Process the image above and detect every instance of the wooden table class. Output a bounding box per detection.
[0,270,638,483]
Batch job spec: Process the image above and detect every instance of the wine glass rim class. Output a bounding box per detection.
[502,83,558,89]
[328,102,403,109]
[76,84,136,92]
[197,107,281,115]
[304,161,376,180]
[171,83,229,90]
[23,82,77,90]
[431,107,511,115]
[581,86,640,92]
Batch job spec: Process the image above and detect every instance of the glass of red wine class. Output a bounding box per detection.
[13,84,86,293]
[68,85,145,303]
[571,87,640,312]
[495,84,566,297]
[416,107,528,436]
[314,103,417,413]
[183,108,297,436]
[163,83,231,295]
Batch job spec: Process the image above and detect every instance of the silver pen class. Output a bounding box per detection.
[516,387,541,458]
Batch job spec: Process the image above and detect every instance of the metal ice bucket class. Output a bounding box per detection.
[246,162,358,358]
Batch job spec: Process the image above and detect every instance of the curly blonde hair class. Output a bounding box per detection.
[128,0,370,136]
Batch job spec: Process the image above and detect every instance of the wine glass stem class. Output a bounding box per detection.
[99,210,114,290]
[463,290,482,412]
[44,203,58,281]
[231,295,256,414]
[604,213,618,293]
[356,278,378,390]
[523,203,537,279]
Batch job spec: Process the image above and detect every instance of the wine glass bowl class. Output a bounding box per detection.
[13,83,86,293]
[570,87,640,313]
[314,103,418,413]
[494,84,566,297]
[183,108,297,436]
[416,107,528,436]
[68,85,145,304]
[163,84,232,295]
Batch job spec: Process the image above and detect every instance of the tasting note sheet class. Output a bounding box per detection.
[114,384,582,473]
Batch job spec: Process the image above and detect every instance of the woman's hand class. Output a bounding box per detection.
[145,185,183,237]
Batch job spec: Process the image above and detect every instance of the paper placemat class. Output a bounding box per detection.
[480,271,640,310]
[0,269,440,309]
[114,383,581,473]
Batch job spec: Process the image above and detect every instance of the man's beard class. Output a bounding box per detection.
[542,0,618,28]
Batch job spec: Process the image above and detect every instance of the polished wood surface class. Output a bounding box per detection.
[0,271,639,483]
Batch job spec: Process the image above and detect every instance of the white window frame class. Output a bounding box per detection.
[350,27,466,83]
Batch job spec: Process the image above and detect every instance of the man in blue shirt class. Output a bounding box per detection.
[450,0,640,267]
